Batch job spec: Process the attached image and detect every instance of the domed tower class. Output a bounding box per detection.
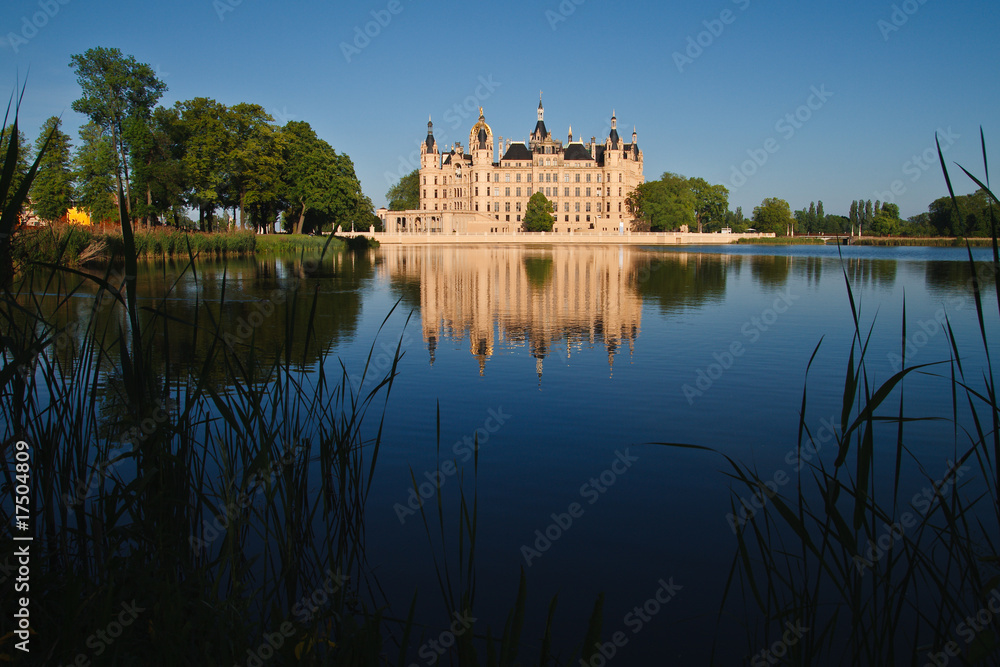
[469,108,494,165]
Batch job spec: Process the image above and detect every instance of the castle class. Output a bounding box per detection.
[378,98,644,234]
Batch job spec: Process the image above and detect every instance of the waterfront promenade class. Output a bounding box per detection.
[343,230,777,245]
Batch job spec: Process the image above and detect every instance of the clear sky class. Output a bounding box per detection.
[2,0,998,219]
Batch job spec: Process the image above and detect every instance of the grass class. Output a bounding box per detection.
[660,131,1000,664]
[11,225,362,268]
[0,93,588,666]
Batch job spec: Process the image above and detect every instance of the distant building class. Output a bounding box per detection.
[379,98,644,234]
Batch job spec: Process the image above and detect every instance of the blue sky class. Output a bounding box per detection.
[2,0,998,218]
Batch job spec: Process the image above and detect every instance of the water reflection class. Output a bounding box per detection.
[18,251,375,383]
[377,245,646,376]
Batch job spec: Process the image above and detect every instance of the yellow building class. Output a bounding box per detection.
[380,99,644,234]
[66,208,93,226]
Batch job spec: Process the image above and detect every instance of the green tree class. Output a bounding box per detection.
[629,173,695,232]
[386,169,419,211]
[179,98,230,231]
[816,200,825,231]
[74,122,118,224]
[752,197,794,236]
[223,103,284,229]
[688,177,729,233]
[29,117,74,223]
[522,191,554,232]
[281,120,370,234]
[70,47,167,220]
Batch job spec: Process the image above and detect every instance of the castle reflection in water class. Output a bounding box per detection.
[376,245,646,378]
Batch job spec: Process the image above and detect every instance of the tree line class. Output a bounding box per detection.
[3,47,377,234]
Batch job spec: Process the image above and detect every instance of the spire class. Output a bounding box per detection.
[538,92,544,121]
[611,110,617,130]
[568,125,573,142]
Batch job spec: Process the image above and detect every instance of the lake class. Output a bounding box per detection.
[31,242,1000,663]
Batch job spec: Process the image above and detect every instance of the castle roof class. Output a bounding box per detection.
[563,142,593,161]
[501,142,532,161]
[533,120,548,139]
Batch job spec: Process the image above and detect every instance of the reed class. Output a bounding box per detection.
[658,131,1000,665]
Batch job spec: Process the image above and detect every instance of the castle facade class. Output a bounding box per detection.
[379,99,644,235]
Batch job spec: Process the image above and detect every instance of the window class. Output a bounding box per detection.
[475,203,479,211]
[564,215,569,221]
[586,174,591,183]
[545,173,551,183]
[575,215,580,222]
[575,174,581,183]
[505,174,511,182]
[586,203,591,212]
[434,176,438,184]
[574,203,580,212]
[528,188,533,196]
[506,215,510,221]
[619,187,622,196]
[505,187,510,196]
[564,175,570,182]
[516,174,521,182]
[598,203,602,213]
[516,202,522,212]
[597,174,602,183]
[575,187,580,197]
[517,215,521,222]
[563,203,569,212]
[505,202,510,212]
[564,187,570,197]
[494,187,499,196]
[423,189,427,198]
[434,190,438,198]
[423,176,426,184]
[475,187,478,196]
[618,202,622,212]
[516,187,521,197]
[493,202,499,212]
[527,174,532,183]
[619,174,623,182]
[586,215,591,222]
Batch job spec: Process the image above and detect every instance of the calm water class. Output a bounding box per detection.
[38,243,1000,662]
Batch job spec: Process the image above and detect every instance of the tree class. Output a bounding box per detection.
[863,200,874,234]
[816,200,825,231]
[629,173,696,232]
[386,170,419,211]
[522,191,554,232]
[70,47,167,220]
[179,98,230,231]
[74,122,118,224]
[849,201,859,235]
[752,197,793,236]
[224,103,285,229]
[870,201,901,236]
[29,117,74,223]
[688,177,729,233]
